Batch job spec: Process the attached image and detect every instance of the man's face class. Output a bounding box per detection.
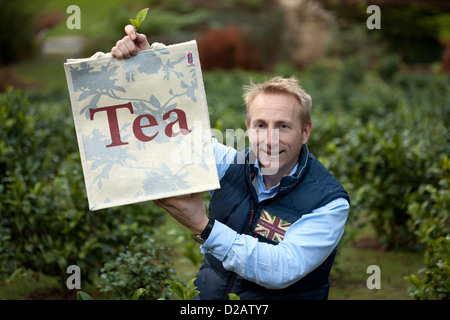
[246,93,311,176]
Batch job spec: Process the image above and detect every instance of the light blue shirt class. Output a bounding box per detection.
[202,139,350,289]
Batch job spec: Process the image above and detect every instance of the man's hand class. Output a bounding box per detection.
[111,24,151,59]
[154,193,209,235]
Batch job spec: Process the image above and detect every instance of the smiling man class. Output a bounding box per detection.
[245,78,312,185]
[112,25,350,300]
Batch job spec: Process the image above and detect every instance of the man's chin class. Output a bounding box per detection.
[258,159,281,175]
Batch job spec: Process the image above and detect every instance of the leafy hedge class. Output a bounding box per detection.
[95,235,175,300]
[0,89,167,284]
[405,157,449,300]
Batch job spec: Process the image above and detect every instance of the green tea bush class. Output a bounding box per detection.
[406,156,449,300]
[95,235,175,300]
[326,118,445,248]
[0,89,166,283]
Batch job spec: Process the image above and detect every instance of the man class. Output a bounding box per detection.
[112,25,350,300]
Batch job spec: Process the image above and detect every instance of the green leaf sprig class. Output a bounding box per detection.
[130,7,149,32]
[167,278,200,300]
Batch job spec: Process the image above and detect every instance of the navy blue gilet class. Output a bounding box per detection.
[195,145,350,300]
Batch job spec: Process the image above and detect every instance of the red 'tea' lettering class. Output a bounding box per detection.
[133,114,159,142]
[90,102,133,148]
[89,102,192,148]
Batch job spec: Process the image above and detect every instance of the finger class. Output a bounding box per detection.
[115,39,131,59]
[123,36,138,56]
[111,46,124,59]
[124,24,137,41]
[155,197,186,213]
[135,33,151,51]
[153,199,173,210]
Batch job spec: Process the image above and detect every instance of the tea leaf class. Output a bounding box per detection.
[167,278,200,300]
[228,293,241,300]
[136,8,149,22]
[77,291,94,300]
[130,8,149,32]
[167,280,185,299]
[129,18,140,31]
[131,288,147,300]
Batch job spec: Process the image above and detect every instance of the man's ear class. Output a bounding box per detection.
[302,122,312,144]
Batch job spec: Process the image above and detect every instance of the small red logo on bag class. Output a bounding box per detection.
[186,50,194,66]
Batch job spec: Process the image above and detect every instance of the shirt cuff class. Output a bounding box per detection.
[200,220,237,261]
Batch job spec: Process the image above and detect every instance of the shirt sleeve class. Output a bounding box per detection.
[200,197,350,289]
[210,138,236,196]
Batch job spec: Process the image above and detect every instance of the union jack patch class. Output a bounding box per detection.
[254,210,292,243]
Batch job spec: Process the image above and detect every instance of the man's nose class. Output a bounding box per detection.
[264,128,279,148]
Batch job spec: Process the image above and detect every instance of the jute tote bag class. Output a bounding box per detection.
[64,41,219,211]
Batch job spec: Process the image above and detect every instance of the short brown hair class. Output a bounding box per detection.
[243,76,312,127]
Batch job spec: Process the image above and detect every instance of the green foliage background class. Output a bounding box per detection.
[0,0,448,300]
